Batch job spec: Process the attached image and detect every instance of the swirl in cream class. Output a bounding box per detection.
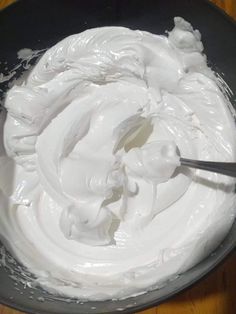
[0,17,236,300]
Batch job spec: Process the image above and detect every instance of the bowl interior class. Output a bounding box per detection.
[0,0,236,313]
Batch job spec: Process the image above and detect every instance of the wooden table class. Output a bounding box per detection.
[0,1,236,314]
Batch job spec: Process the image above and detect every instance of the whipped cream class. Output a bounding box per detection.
[0,17,236,300]
[123,141,180,183]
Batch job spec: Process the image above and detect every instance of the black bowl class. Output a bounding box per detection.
[0,1,236,313]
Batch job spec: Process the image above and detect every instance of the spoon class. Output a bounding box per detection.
[180,158,236,178]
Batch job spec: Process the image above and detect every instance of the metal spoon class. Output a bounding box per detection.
[180,158,236,178]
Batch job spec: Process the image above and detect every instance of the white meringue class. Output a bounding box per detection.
[0,17,235,300]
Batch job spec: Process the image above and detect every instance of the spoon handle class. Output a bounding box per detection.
[180,158,236,178]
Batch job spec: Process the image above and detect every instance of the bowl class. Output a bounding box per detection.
[0,0,236,313]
